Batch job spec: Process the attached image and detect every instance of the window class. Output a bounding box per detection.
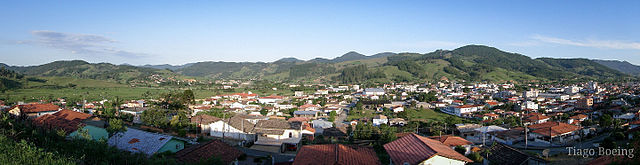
[289,132,293,138]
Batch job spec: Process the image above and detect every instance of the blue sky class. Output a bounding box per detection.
[1,0,639,66]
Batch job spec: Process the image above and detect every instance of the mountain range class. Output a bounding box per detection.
[2,45,638,84]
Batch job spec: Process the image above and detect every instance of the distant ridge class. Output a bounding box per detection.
[1,45,635,83]
[592,59,640,76]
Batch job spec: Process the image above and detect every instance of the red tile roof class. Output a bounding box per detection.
[175,140,243,164]
[570,114,588,120]
[191,114,221,125]
[384,133,473,164]
[14,103,59,113]
[51,109,91,121]
[530,122,581,137]
[293,144,381,165]
[428,135,473,147]
[32,110,92,134]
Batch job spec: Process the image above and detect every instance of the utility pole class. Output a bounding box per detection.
[222,112,226,140]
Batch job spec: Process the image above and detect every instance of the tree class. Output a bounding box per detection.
[328,111,337,122]
[454,145,467,155]
[600,114,613,128]
[260,109,268,116]
[106,118,127,136]
[467,152,484,162]
[378,124,397,144]
[141,108,169,128]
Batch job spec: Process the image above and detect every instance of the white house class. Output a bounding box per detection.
[208,116,256,142]
[364,88,385,96]
[372,115,388,126]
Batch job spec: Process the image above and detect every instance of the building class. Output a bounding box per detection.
[293,144,381,165]
[484,143,548,165]
[252,120,302,152]
[108,128,186,156]
[528,122,581,144]
[519,101,539,110]
[389,118,407,126]
[428,135,474,155]
[443,105,479,117]
[33,109,108,141]
[364,88,385,96]
[576,98,593,109]
[8,103,60,118]
[174,140,243,165]
[208,116,256,142]
[384,133,473,165]
[523,113,550,125]
[293,111,319,119]
[191,114,221,135]
[372,115,388,126]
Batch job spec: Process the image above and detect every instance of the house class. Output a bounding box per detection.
[364,88,385,96]
[484,142,548,165]
[33,109,108,141]
[443,105,479,117]
[528,121,581,144]
[428,135,474,155]
[523,113,550,125]
[208,116,256,142]
[311,120,333,134]
[389,118,407,126]
[191,114,221,134]
[108,128,186,156]
[175,140,243,165]
[293,144,381,165]
[258,95,284,105]
[490,128,525,145]
[8,103,60,118]
[568,114,588,125]
[455,123,482,138]
[482,113,499,121]
[384,133,473,165]
[299,104,321,111]
[372,115,388,126]
[293,110,319,119]
[392,106,404,113]
[252,120,302,152]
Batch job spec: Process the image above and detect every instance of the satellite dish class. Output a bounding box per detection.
[542,149,550,158]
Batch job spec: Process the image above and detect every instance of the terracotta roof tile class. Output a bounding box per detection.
[293,144,380,165]
[191,114,221,124]
[175,140,243,164]
[32,110,92,134]
[15,103,59,113]
[428,135,473,147]
[384,133,472,164]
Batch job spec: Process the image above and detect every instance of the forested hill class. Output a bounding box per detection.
[2,45,635,84]
[1,60,176,84]
[375,45,629,83]
[592,59,640,76]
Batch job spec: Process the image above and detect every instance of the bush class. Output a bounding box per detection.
[455,145,467,155]
[467,152,484,162]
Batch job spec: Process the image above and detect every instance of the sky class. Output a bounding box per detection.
[1,0,639,66]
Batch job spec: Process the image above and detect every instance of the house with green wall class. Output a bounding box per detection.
[107,128,186,156]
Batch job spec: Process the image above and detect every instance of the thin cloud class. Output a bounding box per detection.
[532,35,640,50]
[18,30,147,57]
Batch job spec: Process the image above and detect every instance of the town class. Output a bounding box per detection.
[3,79,640,164]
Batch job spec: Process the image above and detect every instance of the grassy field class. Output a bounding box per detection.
[405,108,462,122]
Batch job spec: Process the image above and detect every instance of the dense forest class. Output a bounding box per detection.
[335,65,386,83]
